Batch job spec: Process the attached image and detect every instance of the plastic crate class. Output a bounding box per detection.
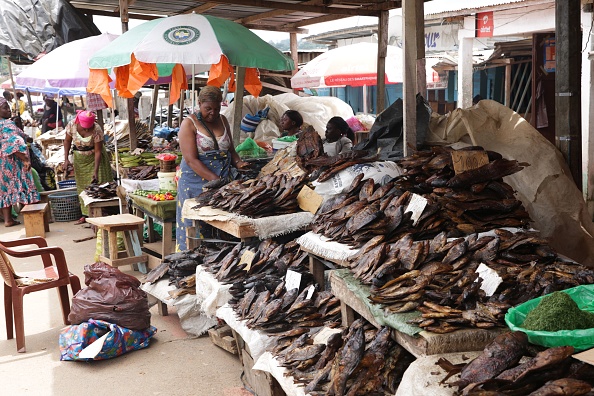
[48,192,82,222]
[57,179,76,189]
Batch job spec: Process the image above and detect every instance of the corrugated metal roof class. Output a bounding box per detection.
[423,0,547,17]
[67,1,423,34]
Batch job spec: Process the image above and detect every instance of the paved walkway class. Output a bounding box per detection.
[0,217,248,395]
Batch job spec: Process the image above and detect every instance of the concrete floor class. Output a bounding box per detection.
[0,217,251,396]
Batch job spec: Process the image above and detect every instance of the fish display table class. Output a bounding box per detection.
[79,191,121,218]
[182,199,313,248]
[330,269,506,357]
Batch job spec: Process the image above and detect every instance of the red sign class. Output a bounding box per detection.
[476,12,494,38]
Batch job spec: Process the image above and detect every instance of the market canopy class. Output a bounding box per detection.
[87,13,295,107]
[291,42,439,89]
[15,33,118,96]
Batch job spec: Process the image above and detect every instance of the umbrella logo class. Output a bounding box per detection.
[163,26,200,45]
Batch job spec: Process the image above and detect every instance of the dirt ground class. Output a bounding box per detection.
[0,216,252,396]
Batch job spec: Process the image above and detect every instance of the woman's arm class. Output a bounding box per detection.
[93,140,102,182]
[179,117,219,181]
[63,126,73,171]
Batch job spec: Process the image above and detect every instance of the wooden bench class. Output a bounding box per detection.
[86,214,148,274]
[21,203,50,237]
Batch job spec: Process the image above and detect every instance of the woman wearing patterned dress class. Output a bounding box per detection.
[62,110,113,224]
[176,86,249,251]
[0,97,39,227]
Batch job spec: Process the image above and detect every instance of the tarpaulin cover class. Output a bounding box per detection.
[426,99,594,267]
[0,0,100,64]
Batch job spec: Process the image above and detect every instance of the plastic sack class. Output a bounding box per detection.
[277,135,299,142]
[235,137,266,158]
[68,262,151,330]
[505,284,594,351]
[313,161,404,196]
[346,116,366,132]
[59,319,157,361]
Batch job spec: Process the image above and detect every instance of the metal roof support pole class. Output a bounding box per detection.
[582,4,594,212]
[555,0,582,189]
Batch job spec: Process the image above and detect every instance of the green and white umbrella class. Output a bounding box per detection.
[89,13,294,72]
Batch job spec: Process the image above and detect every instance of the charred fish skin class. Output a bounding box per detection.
[458,331,528,387]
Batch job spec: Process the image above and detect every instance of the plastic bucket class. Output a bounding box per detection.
[158,172,177,191]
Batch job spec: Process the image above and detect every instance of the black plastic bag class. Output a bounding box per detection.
[68,262,151,330]
[354,94,431,160]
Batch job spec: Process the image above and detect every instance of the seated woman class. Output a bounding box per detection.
[280,110,303,137]
[41,94,63,133]
[323,116,354,156]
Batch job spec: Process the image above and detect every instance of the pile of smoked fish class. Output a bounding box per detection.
[346,228,594,333]
[143,243,231,297]
[272,318,415,395]
[312,146,531,247]
[84,181,118,199]
[437,331,594,395]
[193,173,307,217]
[199,239,342,332]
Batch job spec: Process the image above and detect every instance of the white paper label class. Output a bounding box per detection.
[475,263,503,297]
[405,193,428,225]
[285,270,302,292]
[239,250,256,272]
[305,285,315,300]
[78,332,110,359]
[313,327,343,345]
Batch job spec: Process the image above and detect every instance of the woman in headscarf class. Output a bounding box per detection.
[0,97,39,227]
[63,110,113,224]
[323,116,354,156]
[176,86,249,251]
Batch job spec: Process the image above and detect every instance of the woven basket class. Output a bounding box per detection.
[159,160,176,172]
[48,192,82,222]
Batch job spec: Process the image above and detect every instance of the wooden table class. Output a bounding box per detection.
[300,245,350,290]
[21,203,50,237]
[329,270,506,357]
[87,197,121,218]
[130,197,176,260]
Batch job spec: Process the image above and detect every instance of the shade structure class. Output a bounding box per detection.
[15,33,118,96]
[88,13,294,106]
[291,42,406,89]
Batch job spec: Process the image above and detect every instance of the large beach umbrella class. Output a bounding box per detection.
[88,13,294,107]
[15,33,118,96]
[291,43,405,89]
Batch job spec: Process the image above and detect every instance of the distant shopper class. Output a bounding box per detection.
[323,116,354,156]
[41,94,63,133]
[13,92,26,115]
[280,110,303,137]
[62,110,113,224]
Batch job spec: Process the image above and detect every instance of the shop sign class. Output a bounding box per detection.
[476,12,494,38]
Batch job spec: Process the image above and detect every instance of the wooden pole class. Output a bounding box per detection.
[376,10,388,114]
[149,85,159,133]
[119,0,137,149]
[555,0,582,188]
[402,0,420,155]
[232,66,246,146]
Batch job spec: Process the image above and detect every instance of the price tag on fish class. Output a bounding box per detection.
[297,185,324,214]
[475,263,503,297]
[239,250,256,272]
[451,150,489,174]
[285,270,302,292]
[305,284,315,300]
[405,193,428,225]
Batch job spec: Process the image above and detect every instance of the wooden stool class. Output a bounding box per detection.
[21,203,50,237]
[86,214,148,274]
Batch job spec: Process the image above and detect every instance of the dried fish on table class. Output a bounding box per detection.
[84,181,118,199]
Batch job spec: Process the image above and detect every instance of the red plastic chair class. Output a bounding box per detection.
[0,237,81,353]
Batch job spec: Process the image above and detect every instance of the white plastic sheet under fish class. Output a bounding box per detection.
[296,231,360,262]
[253,352,307,396]
[195,266,232,317]
[216,304,275,361]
